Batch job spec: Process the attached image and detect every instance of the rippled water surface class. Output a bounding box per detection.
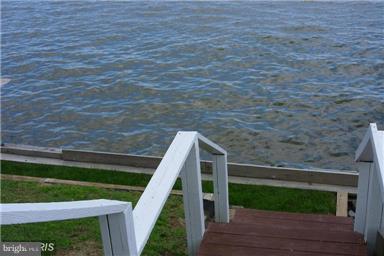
[2,1,384,171]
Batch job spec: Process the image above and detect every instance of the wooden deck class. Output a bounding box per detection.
[198,209,367,256]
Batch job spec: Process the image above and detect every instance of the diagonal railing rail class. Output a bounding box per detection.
[133,131,228,255]
[354,123,384,255]
[0,131,229,256]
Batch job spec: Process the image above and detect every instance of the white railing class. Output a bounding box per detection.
[0,131,229,256]
[1,199,138,255]
[354,123,384,255]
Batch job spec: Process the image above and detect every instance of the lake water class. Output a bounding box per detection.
[2,1,383,171]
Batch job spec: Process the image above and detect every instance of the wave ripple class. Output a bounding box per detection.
[2,1,384,170]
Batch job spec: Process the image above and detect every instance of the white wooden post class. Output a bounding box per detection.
[364,163,384,255]
[99,203,138,256]
[181,140,205,256]
[99,216,113,255]
[212,154,229,223]
[381,206,384,233]
[355,162,373,234]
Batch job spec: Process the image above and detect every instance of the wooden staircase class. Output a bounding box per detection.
[198,209,367,256]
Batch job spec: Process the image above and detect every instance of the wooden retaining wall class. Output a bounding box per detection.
[0,143,358,194]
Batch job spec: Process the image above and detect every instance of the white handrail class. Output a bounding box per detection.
[1,199,138,255]
[133,131,197,253]
[354,123,384,255]
[197,133,227,155]
[133,131,229,254]
[0,199,129,225]
[0,131,229,256]
[355,123,384,198]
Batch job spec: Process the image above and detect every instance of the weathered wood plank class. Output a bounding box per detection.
[1,153,156,175]
[0,143,359,187]
[207,222,365,244]
[199,208,367,256]
[199,243,334,256]
[234,208,353,225]
[201,233,367,255]
[336,192,348,217]
[223,163,358,187]
[0,152,358,193]
[231,217,353,232]
[1,143,62,159]
[232,212,353,232]
[62,149,162,168]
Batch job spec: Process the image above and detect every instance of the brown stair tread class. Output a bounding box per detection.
[234,208,354,225]
[231,208,353,232]
[198,209,367,256]
[207,222,365,244]
[199,243,360,256]
[201,232,366,255]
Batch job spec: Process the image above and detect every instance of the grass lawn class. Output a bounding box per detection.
[1,179,186,256]
[1,160,337,255]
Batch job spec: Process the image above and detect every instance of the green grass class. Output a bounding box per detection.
[1,180,186,256]
[1,160,336,213]
[1,160,337,255]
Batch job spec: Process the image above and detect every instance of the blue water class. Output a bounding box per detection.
[1,1,384,170]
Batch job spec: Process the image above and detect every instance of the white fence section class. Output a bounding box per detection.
[354,123,384,255]
[0,131,229,256]
[1,200,138,255]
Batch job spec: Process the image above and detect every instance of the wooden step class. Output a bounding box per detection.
[199,244,344,256]
[234,208,353,225]
[200,233,366,255]
[231,209,354,232]
[198,209,367,256]
[206,222,365,244]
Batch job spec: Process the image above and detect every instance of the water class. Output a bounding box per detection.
[1,1,383,171]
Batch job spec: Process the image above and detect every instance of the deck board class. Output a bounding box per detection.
[235,208,353,225]
[206,223,364,244]
[198,209,367,256]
